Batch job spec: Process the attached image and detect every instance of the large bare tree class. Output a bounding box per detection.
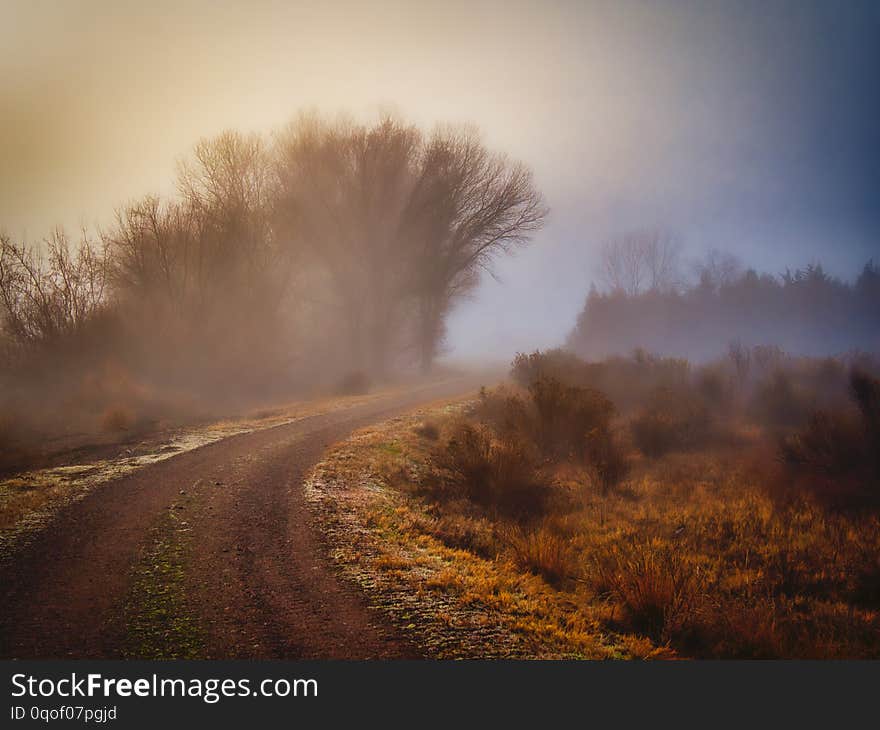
[273,114,423,374]
[405,126,547,371]
[274,115,546,374]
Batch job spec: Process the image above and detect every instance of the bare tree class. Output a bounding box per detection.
[599,229,681,295]
[108,132,292,345]
[0,230,110,348]
[176,130,289,311]
[273,115,546,375]
[405,125,547,371]
[108,196,196,320]
[273,113,423,374]
[695,248,743,290]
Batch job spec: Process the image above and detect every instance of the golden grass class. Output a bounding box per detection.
[308,401,649,658]
[307,398,880,659]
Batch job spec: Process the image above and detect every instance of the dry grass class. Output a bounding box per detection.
[571,447,880,657]
[305,400,647,659]
[501,522,577,586]
[587,537,705,643]
[308,386,880,659]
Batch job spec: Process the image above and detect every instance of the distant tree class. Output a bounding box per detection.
[695,248,743,291]
[856,260,880,301]
[599,229,681,296]
[568,252,880,360]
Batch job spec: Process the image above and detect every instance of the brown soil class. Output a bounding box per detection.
[0,377,482,659]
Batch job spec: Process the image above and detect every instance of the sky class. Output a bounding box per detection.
[2,0,878,360]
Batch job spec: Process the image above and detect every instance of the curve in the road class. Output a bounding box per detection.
[0,378,479,659]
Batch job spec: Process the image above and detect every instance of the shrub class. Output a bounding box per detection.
[779,411,863,477]
[511,349,692,414]
[630,412,679,458]
[102,406,133,432]
[585,428,630,495]
[432,422,550,518]
[0,413,35,475]
[527,377,614,461]
[750,371,814,429]
[435,421,493,490]
[473,378,627,492]
[510,348,587,389]
[413,420,440,440]
[630,386,711,458]
[778,370,880,506]
[752,344,788,375]
[474,385,529,436]
[695,364,733,413]
[851,369,880,473]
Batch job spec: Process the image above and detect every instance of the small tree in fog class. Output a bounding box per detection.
[600,229,681,296]
[695,248,743,291]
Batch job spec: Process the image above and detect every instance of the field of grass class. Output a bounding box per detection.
[307,352,880,659]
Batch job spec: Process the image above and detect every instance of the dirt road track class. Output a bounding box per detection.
[0,378,480,659]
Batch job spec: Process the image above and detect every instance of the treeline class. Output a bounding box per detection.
[568,249,880,360]
[0,113,545,445]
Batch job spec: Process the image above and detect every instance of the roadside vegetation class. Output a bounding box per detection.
[314,347,880,658]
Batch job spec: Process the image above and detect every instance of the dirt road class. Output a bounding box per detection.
[0,378,479,659]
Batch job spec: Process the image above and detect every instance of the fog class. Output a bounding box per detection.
[3,0,877,362]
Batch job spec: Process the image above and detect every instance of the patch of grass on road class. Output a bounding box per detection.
[124,500,203,659]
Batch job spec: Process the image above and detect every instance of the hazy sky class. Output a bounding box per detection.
[2,0,878,359]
